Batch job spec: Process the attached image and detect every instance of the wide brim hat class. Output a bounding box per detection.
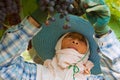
[32,14,101,74]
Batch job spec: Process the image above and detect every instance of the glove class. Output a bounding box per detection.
[30,8,48,25]
[81,0,111,36]
[30,0,49,25]
[31,0,57,25]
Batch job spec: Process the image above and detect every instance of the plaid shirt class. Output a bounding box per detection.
[0,17,120,80]
[0,17,41,80]
[94,31,120,80]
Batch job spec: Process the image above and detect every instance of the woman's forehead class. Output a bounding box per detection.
[65,32,84,38]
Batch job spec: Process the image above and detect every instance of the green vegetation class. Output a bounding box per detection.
[106,0,120,39]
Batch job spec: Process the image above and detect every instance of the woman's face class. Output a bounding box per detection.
[61,32,88,54]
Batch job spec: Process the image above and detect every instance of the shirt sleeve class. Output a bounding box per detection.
[0,17,42,66]
[94,30,120,79]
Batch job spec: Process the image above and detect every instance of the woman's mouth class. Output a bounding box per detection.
[68,47,78,51]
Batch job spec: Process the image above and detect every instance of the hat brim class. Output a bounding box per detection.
[32,14,101,74]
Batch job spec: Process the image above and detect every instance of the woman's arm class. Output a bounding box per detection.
[94,31,120,79]
[0,16,42,66]
[80,0,120,79]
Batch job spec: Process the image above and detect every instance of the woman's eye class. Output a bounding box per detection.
[65,35,72,38]
[68,35,72,37]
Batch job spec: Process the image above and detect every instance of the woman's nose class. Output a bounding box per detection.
[72,40,79,45]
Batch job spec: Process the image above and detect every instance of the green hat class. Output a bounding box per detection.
[32,14,101,74]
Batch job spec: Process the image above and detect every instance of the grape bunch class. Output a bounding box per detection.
[38,0,75,29]
[0,0,21,29]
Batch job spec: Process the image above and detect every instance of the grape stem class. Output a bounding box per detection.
[2,23,11,28]
[47,11,52,20]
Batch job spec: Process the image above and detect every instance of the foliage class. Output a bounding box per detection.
[106,0,120,21]
[106,0,120,39]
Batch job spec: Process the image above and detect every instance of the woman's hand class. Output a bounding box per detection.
[81,0,111,35]
[84,69,90,74]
